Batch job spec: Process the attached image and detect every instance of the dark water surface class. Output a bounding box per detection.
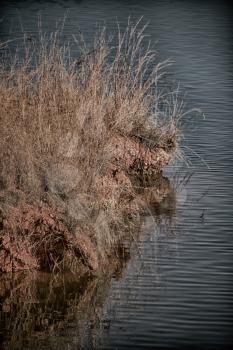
[0,1,233,349]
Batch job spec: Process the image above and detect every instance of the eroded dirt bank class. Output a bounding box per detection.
[0,22,181,275]
[0,183,176,349]
[0,133,175,274]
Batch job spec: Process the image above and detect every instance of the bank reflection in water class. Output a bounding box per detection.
[0,174,177,350]
[0,271,109,349]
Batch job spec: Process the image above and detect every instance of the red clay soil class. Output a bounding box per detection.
[109,134,171,172]
[96,134,171,203]
[95,165,132,203]
[0,205,98,273]
[0,133,173,274]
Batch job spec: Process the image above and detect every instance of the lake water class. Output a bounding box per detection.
[0,0,233,349]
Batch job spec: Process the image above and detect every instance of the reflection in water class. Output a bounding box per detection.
[0,176,176,350]
[0,272,108,349]
[1,0,233,348]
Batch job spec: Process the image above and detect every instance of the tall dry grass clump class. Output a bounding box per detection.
[0,21,180,271]
[0,22,178,194]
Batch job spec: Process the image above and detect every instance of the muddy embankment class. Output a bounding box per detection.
[0,191,175,350]
[0,131,176,274]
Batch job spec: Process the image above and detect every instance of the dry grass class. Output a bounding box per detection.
[0,21,180,260]
[0,21,179,192]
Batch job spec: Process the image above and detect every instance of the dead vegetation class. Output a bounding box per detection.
[0,21,180,273]
[0,271,107,349]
